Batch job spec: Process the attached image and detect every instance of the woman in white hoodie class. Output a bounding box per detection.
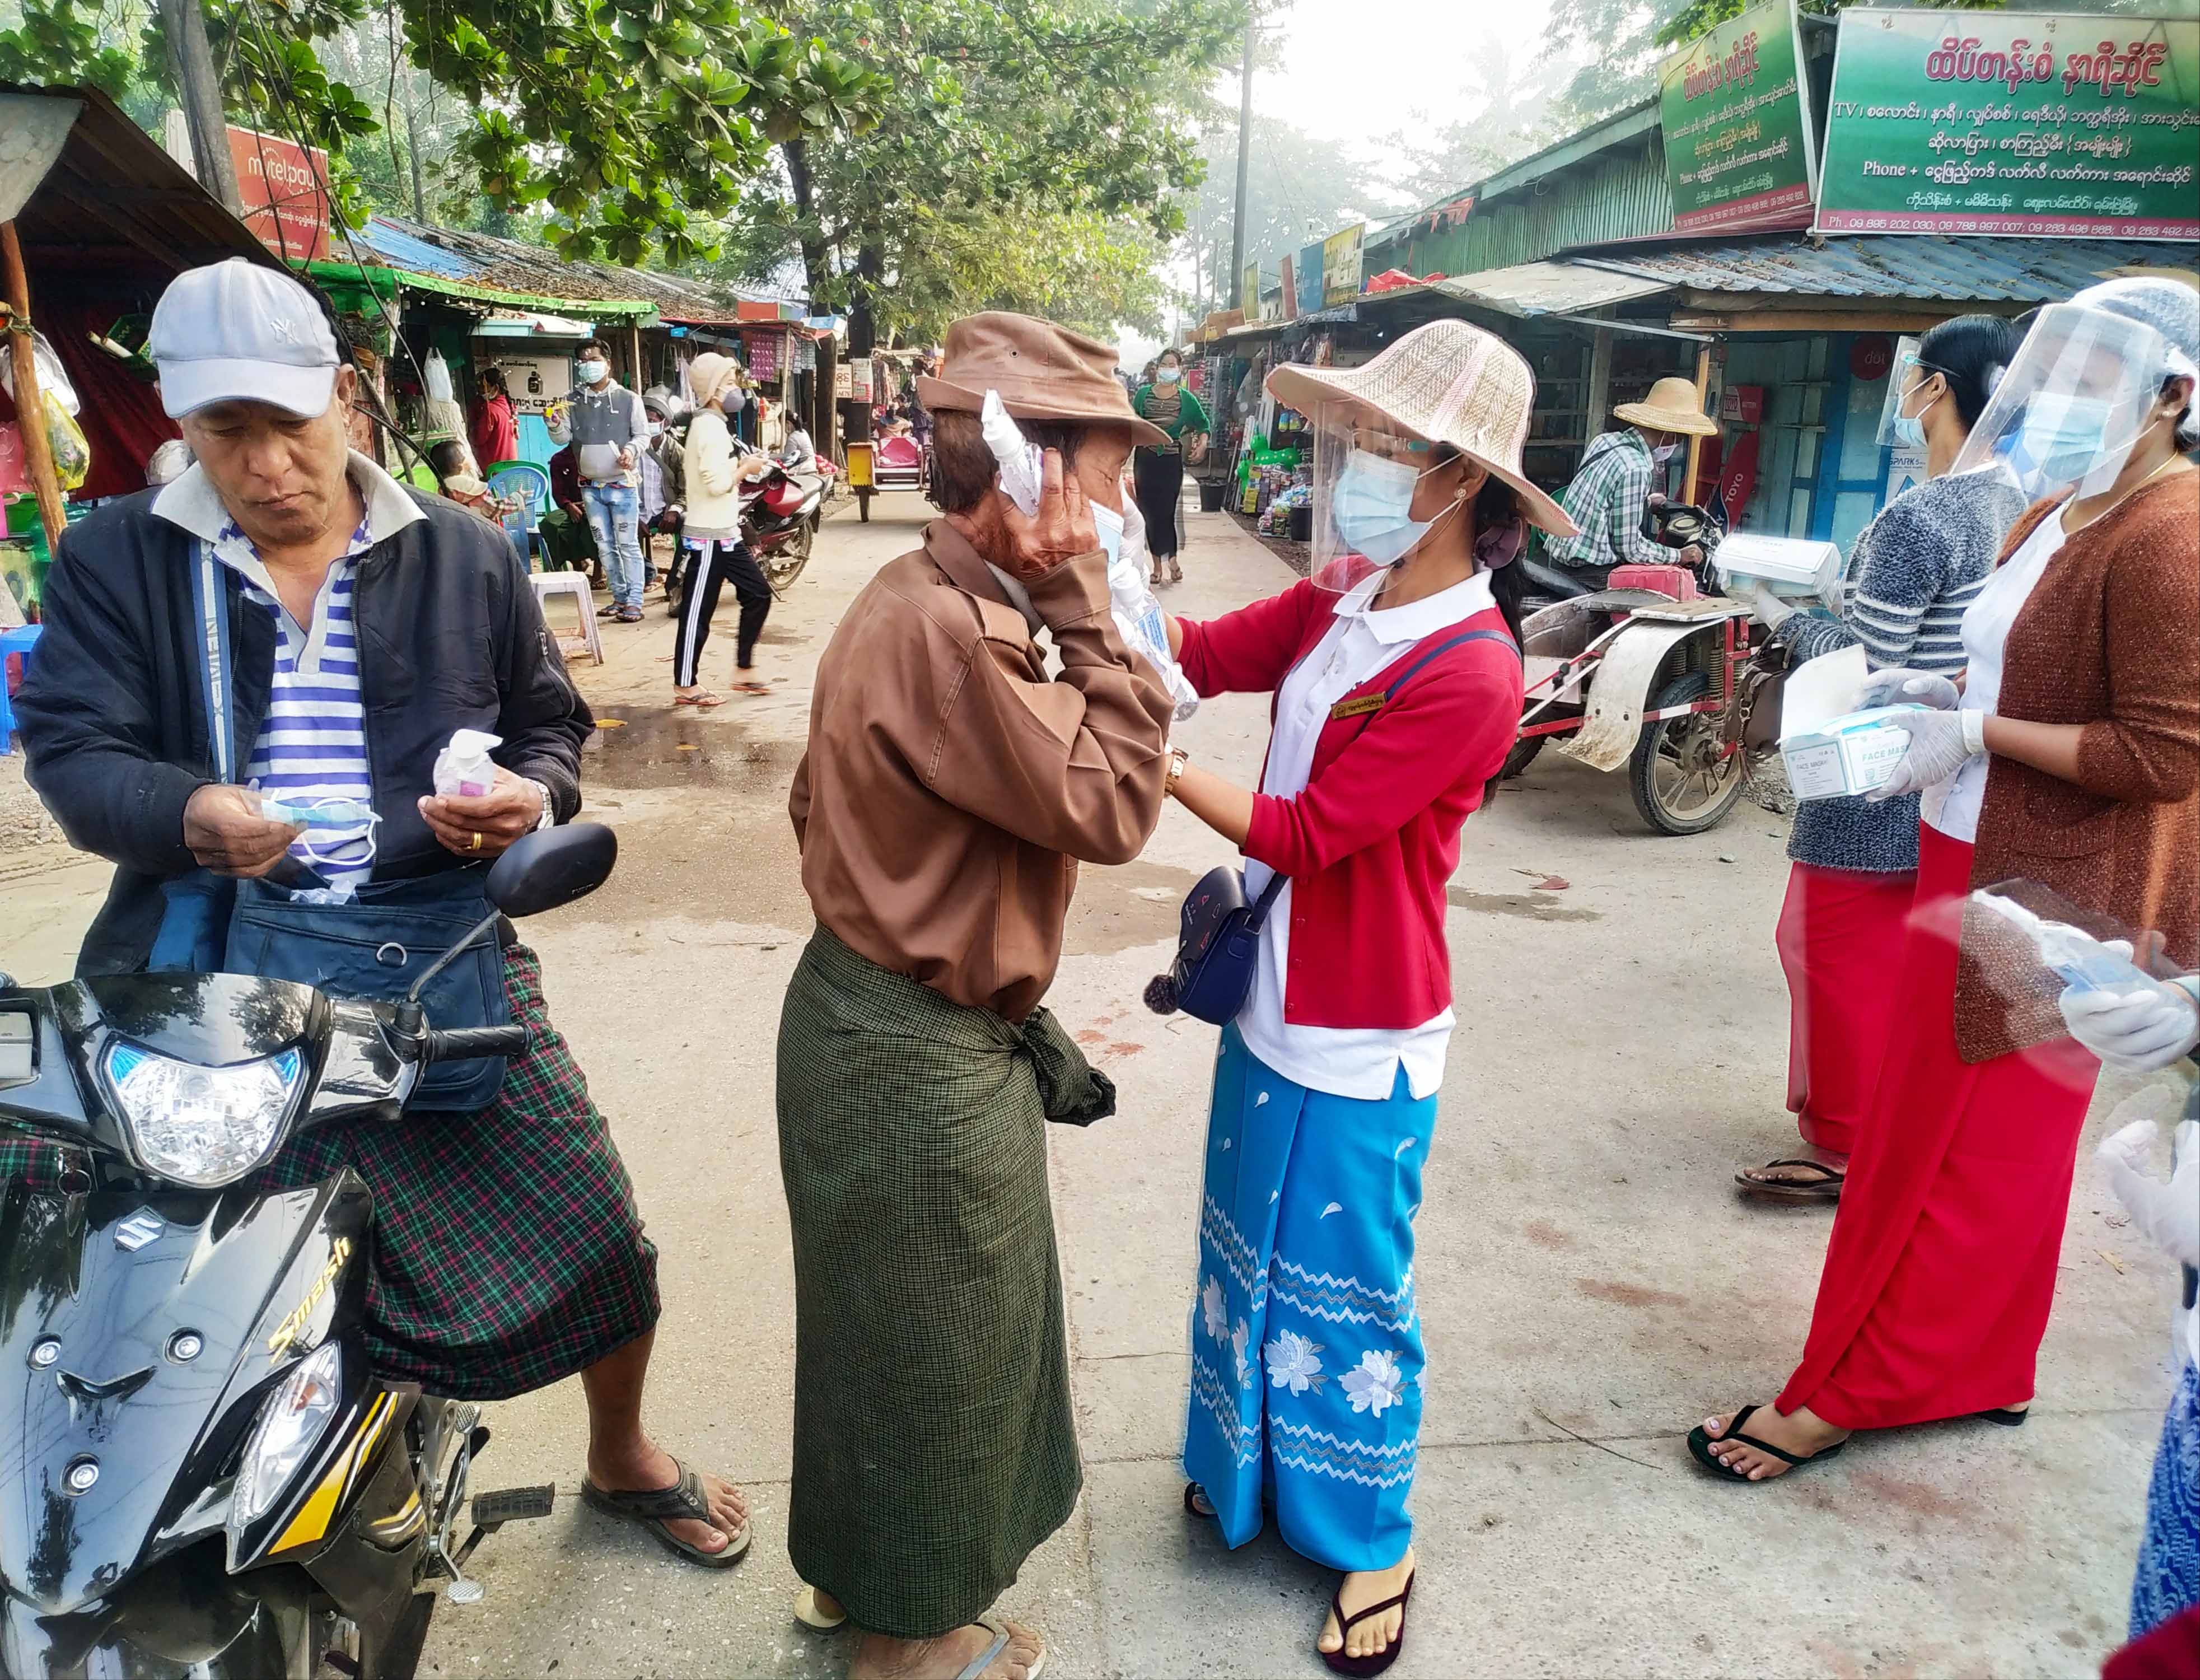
[675,353,776,706]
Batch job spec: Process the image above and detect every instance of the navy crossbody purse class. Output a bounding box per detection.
[1145,627,1518,1026]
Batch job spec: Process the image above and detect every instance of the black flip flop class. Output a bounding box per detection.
[1183,1482,1215,1518]
[1977,1406,2029,1426]
[1687,1404,1847,1482]
[581,1460,751,1567]
[1736,1158,1846,1203]
[1321,1570,1414,1678]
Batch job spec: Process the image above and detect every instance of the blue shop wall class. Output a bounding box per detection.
[1721,332,1891,554]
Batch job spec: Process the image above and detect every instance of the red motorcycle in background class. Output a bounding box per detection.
[740,456,833,595]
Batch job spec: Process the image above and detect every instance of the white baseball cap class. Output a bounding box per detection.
[148,258,343,420]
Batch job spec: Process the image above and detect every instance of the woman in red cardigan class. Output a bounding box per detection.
[1160,320,1572,1676]
[1692,277,2199,1483]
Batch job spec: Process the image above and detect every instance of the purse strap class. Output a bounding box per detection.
[1244,626,1519,930]
[187,538,237,783]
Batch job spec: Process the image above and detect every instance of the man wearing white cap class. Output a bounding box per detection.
[12,257,751,1570]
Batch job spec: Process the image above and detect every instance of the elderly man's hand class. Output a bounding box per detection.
[184,784,302,878]
[418,767,544,860]
[997,448,1098,581]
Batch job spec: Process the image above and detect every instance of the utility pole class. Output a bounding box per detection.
[1228,6,1254,310]
[160,0,243,216]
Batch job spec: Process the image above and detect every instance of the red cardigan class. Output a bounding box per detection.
[1177,579,1522,1030]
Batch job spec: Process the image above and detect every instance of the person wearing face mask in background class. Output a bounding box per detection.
[674,353,777,707]
[1693,276,2198,1488]
[1540,375,1718,586]
[1157,320,1568,1676]
[638,393,686,606]
[1131,346,1211,587]
[549,338,651,622]
[1734,315,2027,1205]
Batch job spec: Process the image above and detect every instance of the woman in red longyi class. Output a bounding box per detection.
[1691,277,2200,1480]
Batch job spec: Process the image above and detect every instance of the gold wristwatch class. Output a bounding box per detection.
[1165,748,1190,795]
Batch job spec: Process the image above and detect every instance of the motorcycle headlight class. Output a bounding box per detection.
[231,1341,343,1528]
[102,1043,303,1187]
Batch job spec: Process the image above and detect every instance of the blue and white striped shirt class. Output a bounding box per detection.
[213,511,378,896]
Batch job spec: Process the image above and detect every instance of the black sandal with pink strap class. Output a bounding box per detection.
[1321,1570,1414,1677]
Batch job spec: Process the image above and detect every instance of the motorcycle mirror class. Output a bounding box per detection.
[484,824,618,920]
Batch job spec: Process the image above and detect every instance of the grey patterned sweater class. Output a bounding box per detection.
[1774,469,2029,872]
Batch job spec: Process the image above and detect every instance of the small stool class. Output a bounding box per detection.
[0,623,43,756]
[529,571,602,666]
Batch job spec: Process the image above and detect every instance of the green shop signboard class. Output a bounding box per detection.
[1659,0,1818,234]
[1818,11,2200,237]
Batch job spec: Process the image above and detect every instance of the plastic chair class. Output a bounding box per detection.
[487,464,550,567]
[0,622,43,755]
[529,572,602,666]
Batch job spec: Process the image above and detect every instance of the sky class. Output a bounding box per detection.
[1122,0,1564,362]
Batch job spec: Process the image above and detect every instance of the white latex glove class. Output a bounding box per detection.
[1858,668,1961,710]
[2095,1111,2200,1269]
[2062,974,2200,1073]
[1865,707,1986,801]
[1749,582,1795,630]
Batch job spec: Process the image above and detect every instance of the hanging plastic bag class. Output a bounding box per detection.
[44,391,88,491]
[0,330,81,417]
[424,350,456,403]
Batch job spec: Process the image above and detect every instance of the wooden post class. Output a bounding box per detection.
[1583,325,1614,473]
[1685,343,1713,504]
[0,225,66,554]
[627,323,644,391]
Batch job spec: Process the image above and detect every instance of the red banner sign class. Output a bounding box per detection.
[228,126,333,264]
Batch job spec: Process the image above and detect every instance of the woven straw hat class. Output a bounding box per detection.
[1266,319,1576,536]
[1613,375,1719,438]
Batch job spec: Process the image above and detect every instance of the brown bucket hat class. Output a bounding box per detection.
[917,311,1170,449]
[1267,318,1577,536]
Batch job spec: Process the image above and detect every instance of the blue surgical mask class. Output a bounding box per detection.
[1157,366,1181,385]
[1091,498,1125,568]
[2009,393,2117,487]
[1891,381,1941,450]
[1332,449,1433,567]
[577,360,608,385]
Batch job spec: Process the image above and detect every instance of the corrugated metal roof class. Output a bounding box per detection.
[1570,235,2200,302]
[1429,261,1670,317]
[356,216,474,279]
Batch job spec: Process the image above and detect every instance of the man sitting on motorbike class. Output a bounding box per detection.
[1541,377,1720,587]
[10,259,751,1571]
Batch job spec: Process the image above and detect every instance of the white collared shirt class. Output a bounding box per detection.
[1238,567,1496,1101]
[1922,508,2065,844]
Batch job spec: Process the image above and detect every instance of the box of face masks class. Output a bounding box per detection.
[1777,645,1923,800]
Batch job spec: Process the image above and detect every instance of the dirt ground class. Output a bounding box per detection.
[0,493,2186,1679]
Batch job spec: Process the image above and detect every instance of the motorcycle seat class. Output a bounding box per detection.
[1518,554,1605,600]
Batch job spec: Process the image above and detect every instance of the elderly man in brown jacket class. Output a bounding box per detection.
[778,314,1175,1680]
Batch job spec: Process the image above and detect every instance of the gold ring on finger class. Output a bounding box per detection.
[470,830,483,851]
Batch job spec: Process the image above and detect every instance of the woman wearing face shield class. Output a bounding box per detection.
[1736,315,2028,1203]
[1157,320,1570,1674]
[1694,277,2199,1485]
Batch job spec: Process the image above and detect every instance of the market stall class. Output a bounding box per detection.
[0,82,278,618]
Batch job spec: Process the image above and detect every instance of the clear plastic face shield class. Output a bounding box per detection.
[1308,417,1471,594]
[1951,303,2181,500]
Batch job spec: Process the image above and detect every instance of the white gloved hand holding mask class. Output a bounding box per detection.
[2062,973,2200,1073]
[1858,668,1960,711]
[1748,582,1794,631]
[2094,1107,2199,1271]
[1865,707,1985,801]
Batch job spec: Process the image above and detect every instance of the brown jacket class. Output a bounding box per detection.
[1958,468,2199,1062]
[789,521,1173,1020]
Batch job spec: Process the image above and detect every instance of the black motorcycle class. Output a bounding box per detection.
[0,824,616,1679]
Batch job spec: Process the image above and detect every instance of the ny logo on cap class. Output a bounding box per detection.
[269,316,299,345]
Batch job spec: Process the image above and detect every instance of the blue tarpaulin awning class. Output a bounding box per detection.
[1566,235,2198,304]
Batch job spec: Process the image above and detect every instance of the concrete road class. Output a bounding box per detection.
[1,495,2184,1679]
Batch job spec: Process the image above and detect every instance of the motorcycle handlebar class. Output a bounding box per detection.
[424,1025,531,1063]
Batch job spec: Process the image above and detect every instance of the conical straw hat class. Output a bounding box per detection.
[1614,375,1720,437]
[1266,318,1576,536]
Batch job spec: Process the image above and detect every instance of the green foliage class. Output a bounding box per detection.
[882,202,1167,341]
[731,0,1244,344]
[0,0,889,263]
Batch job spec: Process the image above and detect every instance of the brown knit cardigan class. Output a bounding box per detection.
[1956,468,2199,1063]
